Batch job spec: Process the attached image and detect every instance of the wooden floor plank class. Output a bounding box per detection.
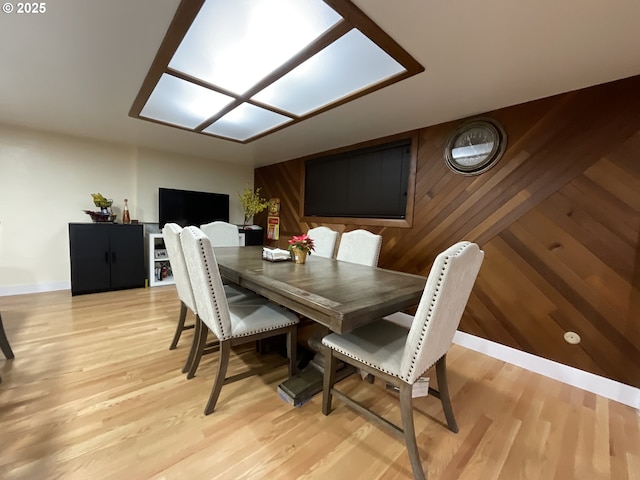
[1,288,638,479]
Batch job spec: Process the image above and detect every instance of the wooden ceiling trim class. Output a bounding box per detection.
[129,0,205,117]
[130,0,424,143]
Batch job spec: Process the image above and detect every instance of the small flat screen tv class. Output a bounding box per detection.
[158,187,230,228]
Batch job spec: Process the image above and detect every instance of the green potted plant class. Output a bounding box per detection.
[84,193,116,222]
[238,184,268,227]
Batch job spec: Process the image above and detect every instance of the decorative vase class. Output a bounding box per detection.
[122,199,131,224]
[291,248,308,264]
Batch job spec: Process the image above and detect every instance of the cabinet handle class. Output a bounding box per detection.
[105,252,109,263]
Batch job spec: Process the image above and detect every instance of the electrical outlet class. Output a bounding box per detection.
[564,331,581,344]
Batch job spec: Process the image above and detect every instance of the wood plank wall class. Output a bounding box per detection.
[255,75,640,389]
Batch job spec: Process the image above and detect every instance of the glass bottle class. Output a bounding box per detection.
[122,198,131,224]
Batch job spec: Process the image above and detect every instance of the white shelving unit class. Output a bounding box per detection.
[148,233,175,287]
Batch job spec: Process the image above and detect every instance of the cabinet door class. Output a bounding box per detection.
[244,229,263,246]
[109,225,145,290]
[69,224,111,295]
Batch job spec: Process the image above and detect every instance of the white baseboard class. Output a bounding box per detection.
[0,281,70,297]
[453,330,639,410]
[384,312,639,410]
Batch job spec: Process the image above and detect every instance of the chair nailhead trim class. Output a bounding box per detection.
[234,321,298,338]
[189,228,298,341]
[405,242,469,382]
[327,345,400,379]
[197,237,227,340]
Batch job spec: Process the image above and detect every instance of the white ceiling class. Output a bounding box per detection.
[1,0,639,168]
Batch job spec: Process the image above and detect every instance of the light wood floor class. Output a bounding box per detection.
[1,287,638,480]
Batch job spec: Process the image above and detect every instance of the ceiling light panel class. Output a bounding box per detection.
[169,0,343,95]
[130,0,424,143]
[251,29,406,116]
[203,103,292,141]
[140,74,234,128]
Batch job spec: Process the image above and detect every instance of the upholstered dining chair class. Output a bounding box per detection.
[307,226,339,259]
[322,242,484,480]
[162,223,199,353]
[200,221,240,247]
[0,312,15,384]
[336,229,382,267]
[180,226,299,414]
[162,223,260,377]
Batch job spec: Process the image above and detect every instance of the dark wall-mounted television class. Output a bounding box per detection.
[158,187,230,228]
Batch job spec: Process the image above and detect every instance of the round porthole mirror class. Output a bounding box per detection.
[444,118,507,175]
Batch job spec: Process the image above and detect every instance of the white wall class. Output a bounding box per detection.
[0,124,254,295]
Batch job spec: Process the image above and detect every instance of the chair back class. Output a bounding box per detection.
[336,229,382,267]
[162,223,197,313]
[200,221,240,247]
[307,226,338,259]
[180,226,232,340]
[400,242,484,383]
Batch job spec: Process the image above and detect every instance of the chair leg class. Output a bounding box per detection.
[287,325,298,376]
[169,302,188,350]
[204,340,231,415]
[322,345,337,415]
[186,318,208,380]
[399,382,426,480]
[435,355,458,433]
[182,314,202,374]
[0,313,14,360]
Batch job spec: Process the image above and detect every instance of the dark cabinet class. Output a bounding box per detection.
[69,223,145,295]
[239,228,263,246]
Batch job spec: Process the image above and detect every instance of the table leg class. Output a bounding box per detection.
[277,323,354,407]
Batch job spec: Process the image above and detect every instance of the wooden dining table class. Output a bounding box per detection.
[213,245,427,405]
[214,246,427,334]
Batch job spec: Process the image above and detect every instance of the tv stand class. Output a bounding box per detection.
[147,227,262,288]
[238,226,263,246]
[148,233,175,287]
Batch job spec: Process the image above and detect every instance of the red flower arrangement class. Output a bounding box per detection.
[288,233,315,254]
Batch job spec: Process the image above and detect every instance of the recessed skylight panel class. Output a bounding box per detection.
[251,29,406,116]
[203,103,292,141]
[140,74,234,128]
[130,0,424,143]
[168,0,343,95]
